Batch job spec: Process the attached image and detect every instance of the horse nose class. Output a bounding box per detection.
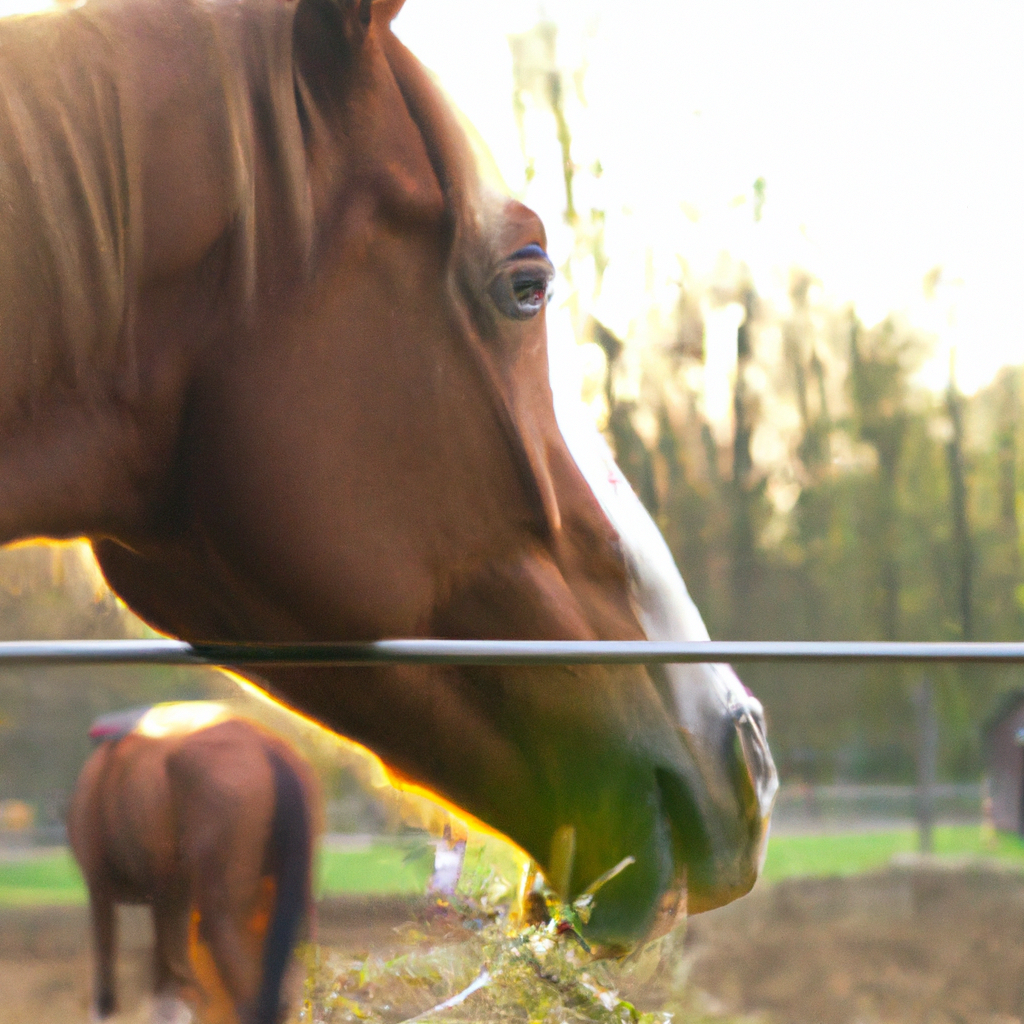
[658,668,778,916]
[729,696,780,831]
[570,686,774,956]
[564,718,721,954]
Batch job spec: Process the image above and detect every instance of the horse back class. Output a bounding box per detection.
[68,733,179,901]
[165,719,320,897]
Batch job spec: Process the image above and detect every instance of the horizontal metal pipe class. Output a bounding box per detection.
[2,638,1024,667]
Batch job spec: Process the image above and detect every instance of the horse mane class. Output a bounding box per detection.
[0,0,310,426]
[0,6,137,426]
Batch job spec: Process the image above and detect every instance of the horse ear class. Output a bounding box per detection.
[373,0,407,24]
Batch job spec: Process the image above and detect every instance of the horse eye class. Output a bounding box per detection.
[490,251,554,321]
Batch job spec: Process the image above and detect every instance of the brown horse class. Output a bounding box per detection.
[0,0,773,965]
[68,705,319,1024]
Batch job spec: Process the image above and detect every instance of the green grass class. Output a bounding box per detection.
[0,838,478,906]
[3,826,1024,906]
[0,842,438,906]
[316,834,523,898]
[0,848,87,905]
[761,824,1024,882]
[316,840,435,896]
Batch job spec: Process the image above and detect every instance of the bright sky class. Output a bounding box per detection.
[395,0,1024,396]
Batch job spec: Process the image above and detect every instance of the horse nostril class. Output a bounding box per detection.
[730,704,779,820]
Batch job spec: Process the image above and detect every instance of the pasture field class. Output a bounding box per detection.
[2,825,1024,906]
[316,838,434,895]
[0,840,438,907]
[686,862,1024,1024]
[0,832,524,907]
[0,848,86,906]
[0,828,1022,1022]
[760,823,1024,882]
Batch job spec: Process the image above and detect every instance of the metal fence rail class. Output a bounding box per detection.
[3,638,1024,666]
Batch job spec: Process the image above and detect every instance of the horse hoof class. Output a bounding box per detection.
[151,995,194,1024]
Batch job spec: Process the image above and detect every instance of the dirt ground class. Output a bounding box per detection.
[685,859,1024,1024]
[0,895,425,1024]
[1,864,1022,1024]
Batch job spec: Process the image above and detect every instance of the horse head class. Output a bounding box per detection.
[0,0,773,950]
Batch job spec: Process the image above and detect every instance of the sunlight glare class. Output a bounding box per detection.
[394,0,1024,397]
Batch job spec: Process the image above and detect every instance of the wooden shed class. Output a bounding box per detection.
[984,690,1024,835]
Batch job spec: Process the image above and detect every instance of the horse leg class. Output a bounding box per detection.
[151,887,196,1024]
[168,724,281,1022]
[182,835,264,1019]
[193,897,260,1020]
[88,888,117,1020]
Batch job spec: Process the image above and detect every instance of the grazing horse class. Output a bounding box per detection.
[68,704,320,1024]
[0,0,775,966]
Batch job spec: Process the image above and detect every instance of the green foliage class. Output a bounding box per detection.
[0,543,224,821]
[317,841,435,897]
[602,295,1024,783]
[507,14,1024,786]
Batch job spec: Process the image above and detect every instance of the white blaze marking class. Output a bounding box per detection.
[547,309,778,826]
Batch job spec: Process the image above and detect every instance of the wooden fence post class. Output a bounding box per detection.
[915,677,938,853]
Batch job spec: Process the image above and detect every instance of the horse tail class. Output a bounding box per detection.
[252,744,313,1024]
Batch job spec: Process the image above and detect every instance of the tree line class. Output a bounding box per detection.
[598,277,1022,783]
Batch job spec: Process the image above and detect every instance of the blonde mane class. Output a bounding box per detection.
[0,0,312,428]
[0,4,135,423]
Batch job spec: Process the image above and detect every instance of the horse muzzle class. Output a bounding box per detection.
[547,670,776,954]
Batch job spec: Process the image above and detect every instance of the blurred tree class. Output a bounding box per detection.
[0,543,220,824]
[946,376,974,640]
[730,284,762,637]
[592,318,660,514]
